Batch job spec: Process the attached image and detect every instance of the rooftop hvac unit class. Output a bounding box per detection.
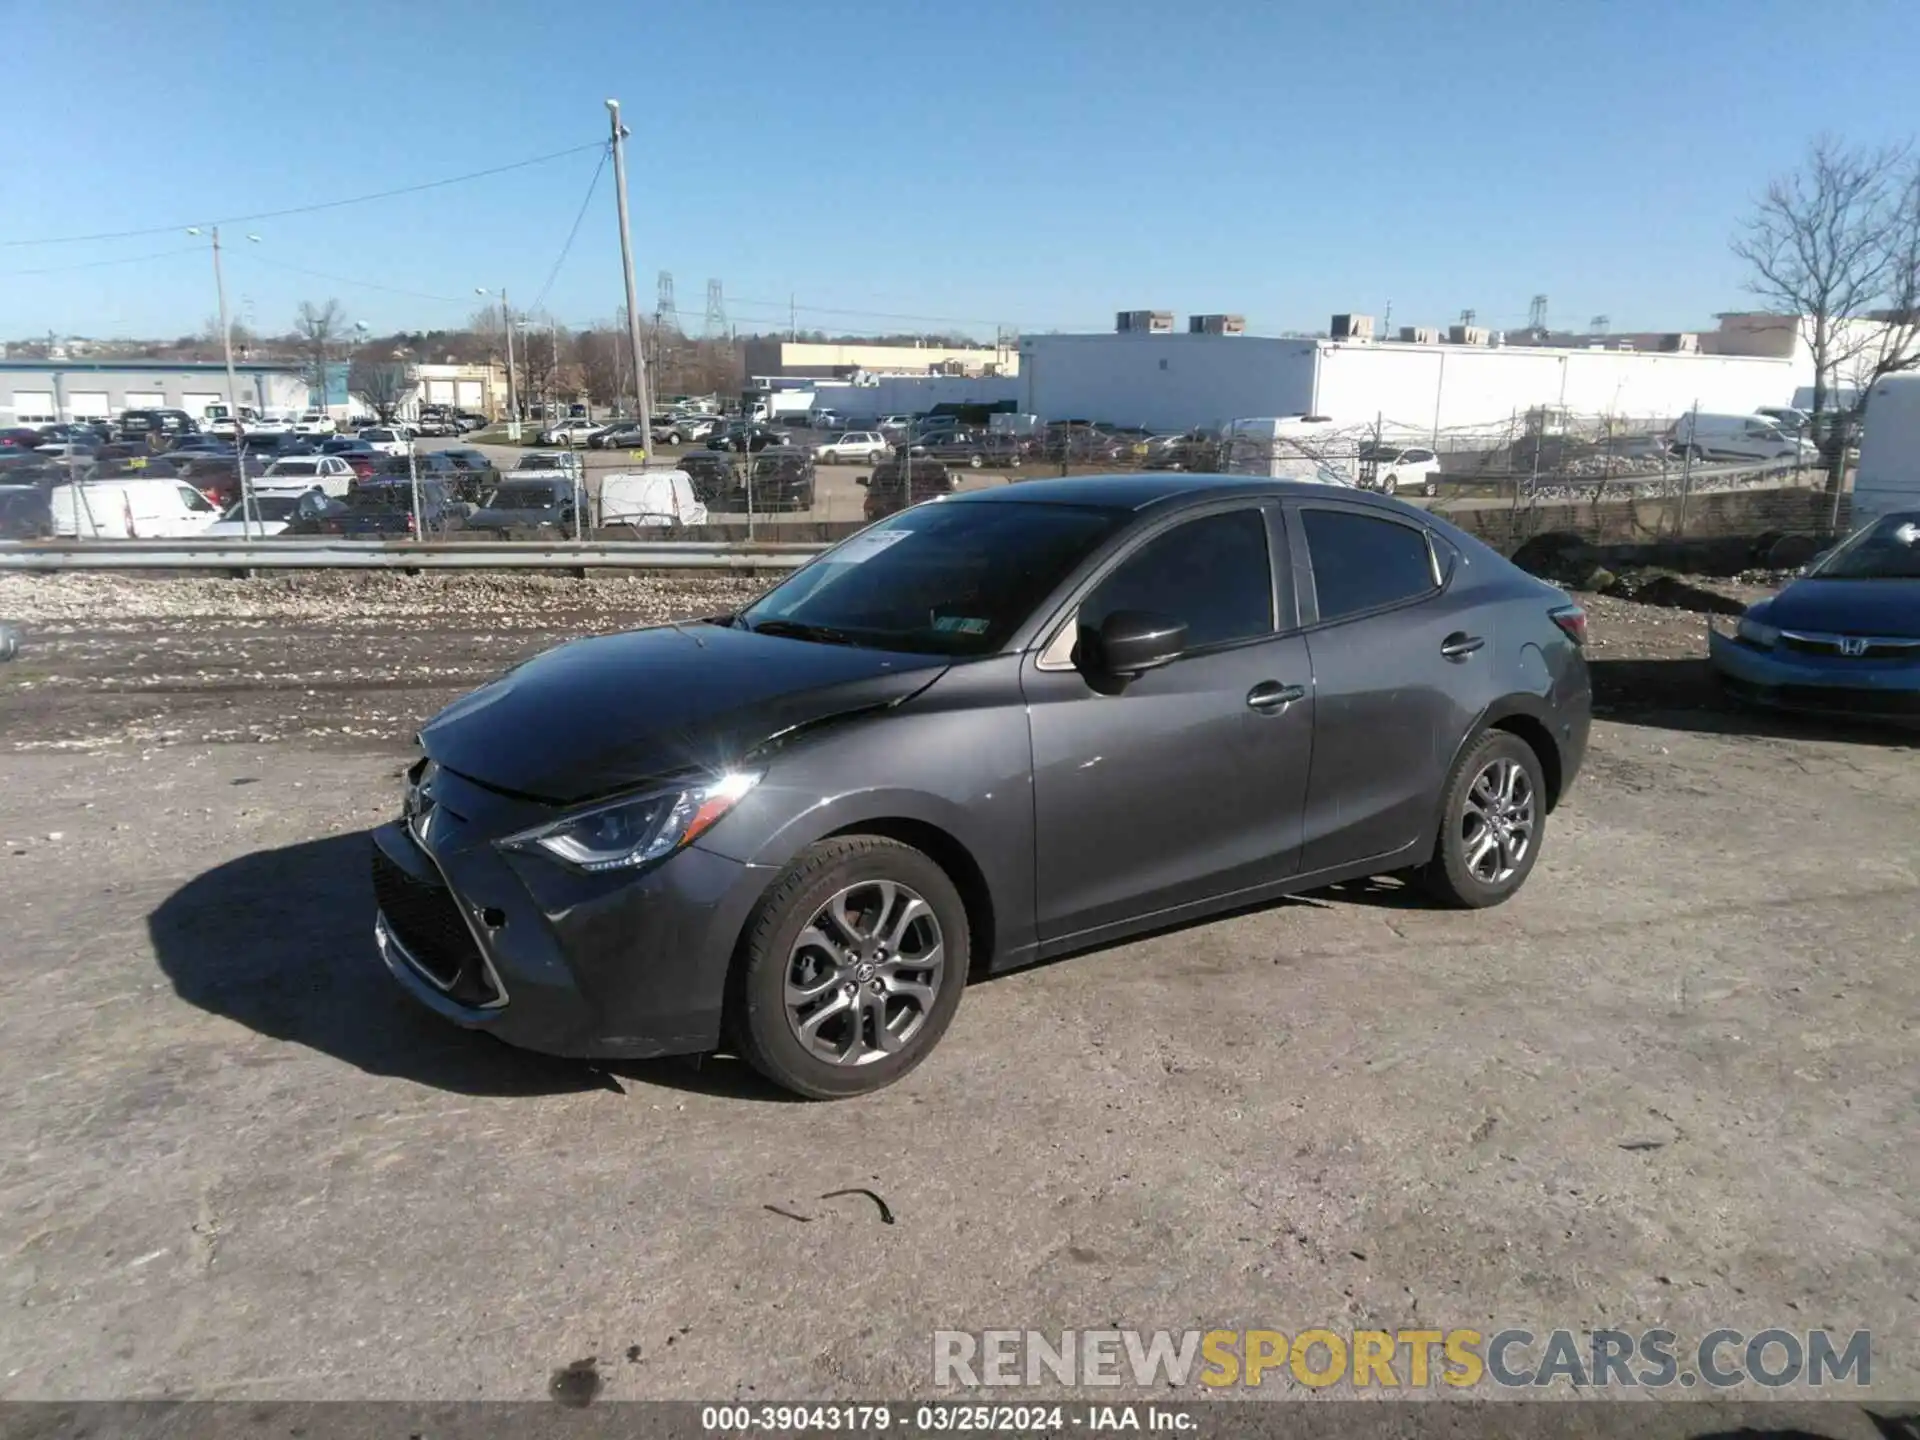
[1116,310,1174,333]
[1188,314,1246,335]
[1447,324,1490,346]
[1659,332,1700,353]
[1399,326,1442,344]
[1331,313,1376,340]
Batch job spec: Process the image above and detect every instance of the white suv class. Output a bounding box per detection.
[814,431,891,464]
[1358,443,1442,497]
[291,411,337,436]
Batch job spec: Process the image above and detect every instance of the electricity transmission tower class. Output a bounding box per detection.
[1590,314,1610,335]
[1459,308,1477,327]
[1528,294,1548,332]
[704,279,728,339]
[655,272,680,335]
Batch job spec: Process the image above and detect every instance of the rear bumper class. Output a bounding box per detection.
[1708,629,1920,721]
[370,774,776,1059]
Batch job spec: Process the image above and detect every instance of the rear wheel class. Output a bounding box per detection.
[969,453,985,469]
[1380,473,1398,496]
[1422,474,1439,497]
[821,450,838,464]
[730,837,969,1099]
[1419,730,1546,909]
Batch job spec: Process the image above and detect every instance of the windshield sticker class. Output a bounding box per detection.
[832,530,912,564]
[932,616,990,635]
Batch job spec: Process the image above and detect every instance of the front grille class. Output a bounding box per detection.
[372,848,500,1006]
[1779,633,1920,662]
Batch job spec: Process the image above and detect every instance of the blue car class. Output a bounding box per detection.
[1709,510,1920,721]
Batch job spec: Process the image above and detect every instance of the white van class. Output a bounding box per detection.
[598,470,709,529]
[1668,412,1816,463]
[50,478,222,538]
[1851,373,1920,532]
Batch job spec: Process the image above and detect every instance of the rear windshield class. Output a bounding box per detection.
[485,483,564,508]
[739,500,1128,656]
[345,485,413,510]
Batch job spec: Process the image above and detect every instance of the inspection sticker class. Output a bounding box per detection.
[832,530,913,564]
[932,616,989,634]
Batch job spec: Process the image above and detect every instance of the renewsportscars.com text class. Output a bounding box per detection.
[932,1327,1872,1391]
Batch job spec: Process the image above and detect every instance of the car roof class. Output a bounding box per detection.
[948,472,1404,513]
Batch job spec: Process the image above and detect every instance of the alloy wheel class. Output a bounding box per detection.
[784,880,944,1066]
[1461,758,1535,884]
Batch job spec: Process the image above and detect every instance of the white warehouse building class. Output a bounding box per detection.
[1019,319,1811,440]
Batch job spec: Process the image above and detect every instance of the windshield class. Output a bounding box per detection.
[739,500,1129,656]
[267,460,319,474]
[345,485,413,510]
[1809,513,1920,579]
[484,483,562,508]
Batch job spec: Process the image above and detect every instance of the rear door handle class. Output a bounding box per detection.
[1440,632,1485,660]
[1247,681,1306,711]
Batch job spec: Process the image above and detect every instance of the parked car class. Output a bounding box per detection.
[706,425,791,454]
[372,474,1591,1097]
[814,431,891,465]
[454,411,491,433]
[861,456,957,520]
[168,435,232,457]
[49,477,221,537]
[703,448,815,512]
[677,449,733,504]
[599,470,709,529]
[436,447,500,502]
[291,410,337,437]
[202,489,333,537]
[907,430,1024,470]
[512,450,584,478]
[1,428,48,451]
[1142,429,1226,471]
[0,484,53,538]
[592,421,649,451]
[367,452,463,485]
[539,418,605,447]
[467,478,585,537]
[358,426,413,458]
[1357,442,1443,498]
[255,454,358,498]
[1666,413,1816,464]
[1709,509,1920,721]
[117,409,200,444]
[295,479,466,538]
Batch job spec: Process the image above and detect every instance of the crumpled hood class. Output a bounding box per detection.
[420,622,949,804]
[1758,579,1920,638]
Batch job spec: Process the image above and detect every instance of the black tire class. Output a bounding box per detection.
[1422,476,1439,497]
[969,453,985,469]
[1418,729,1547,909]
[821,450,838,465]
[729,836,969,1099]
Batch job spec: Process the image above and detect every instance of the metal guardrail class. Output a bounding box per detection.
[0,538,830,572]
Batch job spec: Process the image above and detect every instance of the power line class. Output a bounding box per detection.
[240,252,468,305]
[0,245,203,277]
[0,140,606,248]
[528,144,610,312]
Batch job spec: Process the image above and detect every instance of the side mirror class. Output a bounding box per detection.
[856,475,869,487]
[1079,610,1187,677]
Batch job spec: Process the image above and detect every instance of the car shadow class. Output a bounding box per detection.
[147,831,800,1101]
[1590,657,1920,749]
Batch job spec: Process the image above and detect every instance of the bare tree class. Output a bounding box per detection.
[349,357,412,423]
[1733,137,1920,516]
[294,299,346,409]
[572,329,621,410]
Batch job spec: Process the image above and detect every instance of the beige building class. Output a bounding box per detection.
[741,339,1016,380]
[408,362,510,419]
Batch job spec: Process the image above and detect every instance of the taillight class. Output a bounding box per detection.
[1550,604,1588,647]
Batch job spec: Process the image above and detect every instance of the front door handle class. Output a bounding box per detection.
[1440,632,1485,660]
[1247,680,1306,711]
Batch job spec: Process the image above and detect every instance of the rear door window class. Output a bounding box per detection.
[1301,508,1438,623]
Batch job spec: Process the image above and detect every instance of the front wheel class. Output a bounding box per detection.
[1379,473,1398,496]
[821,450,838,464]
[1419,730,1546,909]
[969,453,985,469]
[729,836,969,1098]
[1422,475,1439,497]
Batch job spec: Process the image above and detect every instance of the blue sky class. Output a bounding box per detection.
[6,0,1917,342]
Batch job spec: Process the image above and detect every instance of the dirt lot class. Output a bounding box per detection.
[0,572,1915,1407]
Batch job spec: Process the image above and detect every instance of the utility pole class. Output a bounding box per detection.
[789,292,796,341]
[502,291,518,436]
[605,99,654,461]
[198,224,252,539]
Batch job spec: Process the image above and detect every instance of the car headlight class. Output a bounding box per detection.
[1736,614,1780,649]
[498,771,761,872]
